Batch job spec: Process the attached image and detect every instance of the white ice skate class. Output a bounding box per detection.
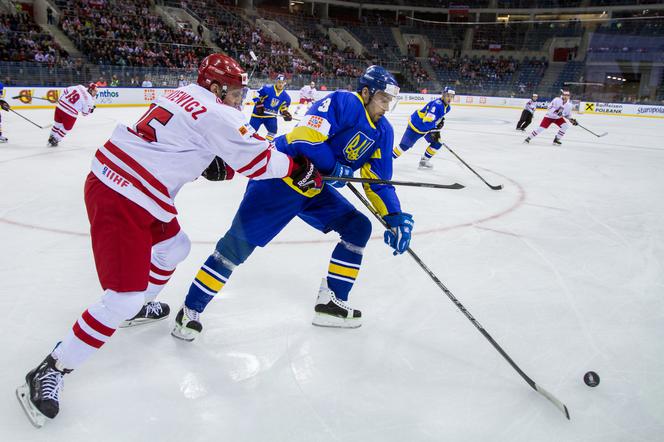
[0,135,8,143]
[171,305,203,341]
[418,157,433,170]
[312,279,362,328]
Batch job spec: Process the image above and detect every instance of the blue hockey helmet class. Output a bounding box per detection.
[442,86,456,96]
[357,65,400,98]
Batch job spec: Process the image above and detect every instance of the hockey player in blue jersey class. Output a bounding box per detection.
[249,74,293,141]
[0,81,10,143]
[392,86,455,170]
[172,66,415,341]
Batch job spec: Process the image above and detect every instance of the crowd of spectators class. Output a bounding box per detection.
[58,0,207,67]
[0,12,69,66]
[431,53,524,93]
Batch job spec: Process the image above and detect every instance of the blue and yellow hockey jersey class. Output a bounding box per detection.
[274,90,401,216]
[251,84,291,118]
[408,98,451,134]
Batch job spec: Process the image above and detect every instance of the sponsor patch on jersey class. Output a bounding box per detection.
[238,125,249,136]
[299,115,331,136]
[343,131,375,162]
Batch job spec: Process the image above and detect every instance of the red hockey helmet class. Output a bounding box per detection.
[197,54,248,91]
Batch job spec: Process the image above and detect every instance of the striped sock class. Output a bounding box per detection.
[144,262,175,303]
[185,252,234,313]
[326,241,363,301]
[424,144,439,160]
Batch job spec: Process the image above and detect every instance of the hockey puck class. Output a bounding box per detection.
[583,371,600,387]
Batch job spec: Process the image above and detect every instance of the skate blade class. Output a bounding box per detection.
[16,383,46,428]
[170,327,198,342]
[120,315,169,328]
[418,165,433,170]
[312,313,362,329]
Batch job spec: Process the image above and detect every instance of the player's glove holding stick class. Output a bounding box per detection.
[383,213,414,255]
[569,118,578,126]
[281,110,293,122]
[327,161,353,188]
[0,100,10,111]
[254,98,265,116]
[289,155,323,192]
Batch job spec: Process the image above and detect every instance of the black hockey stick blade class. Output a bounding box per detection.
[442,143,503,191]
[323,176,464,190]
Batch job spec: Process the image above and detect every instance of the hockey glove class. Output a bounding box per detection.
[90,105,96,114]
[281,110,293,121]
[202,156,235,181]
[254,102,265,115]
[383,213,414,256]
[289,155,322,192]
[436,118,445,129]
[429,130,441,143]
[569,118,578,126]
[0,100,9,111]
[327,161,353,188]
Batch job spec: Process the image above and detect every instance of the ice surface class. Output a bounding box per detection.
[1,102,663,441]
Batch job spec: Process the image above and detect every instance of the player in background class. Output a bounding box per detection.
[249,74,292,141]
[392,86,454,170]
[294,81,316,115]
[47,83,98,147]
[172,66,413,341]
[516,93,538,131]
[525,90,578,145]
[16,53,322,428]
[0,81,9,143]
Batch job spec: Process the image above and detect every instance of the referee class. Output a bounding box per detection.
[516,93,538,131]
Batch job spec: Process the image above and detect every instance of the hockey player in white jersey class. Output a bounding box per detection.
[294,81,316,115]
[16,53,323,428]
[524,90,578,145]
[47,83,98,147]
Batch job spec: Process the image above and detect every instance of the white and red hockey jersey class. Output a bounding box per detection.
[524,99,537,114]
[57,85,96,117]
[91,83,293,222]
[545,97,573,119]
[299,85,315,100]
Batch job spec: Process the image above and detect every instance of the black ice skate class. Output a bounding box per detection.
[0,134,8,143]
[121,301,170,327]
[47,135,59,148]
[16,354,71,428]
[312,278,362,328]
[171,305,203,341]
[553,137,562,145]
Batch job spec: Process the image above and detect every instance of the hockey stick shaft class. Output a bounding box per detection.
[11,95,52,101]
[323,176,464,190]
[442,143,503,190]
[264,110,301,121]
[346,182,570,420]
[10,109,47,129]
[576,123,607,138]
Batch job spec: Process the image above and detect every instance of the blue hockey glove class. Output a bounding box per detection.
[383,213,414,255]
[327,162,353,188]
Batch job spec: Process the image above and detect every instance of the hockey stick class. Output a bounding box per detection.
[346,182,570,420]
[441,142,503,190]
[11,95,52,102]
[264,110,301,121]
[10,109,52,129]
[323,176,464,190]
[575,122,607,138]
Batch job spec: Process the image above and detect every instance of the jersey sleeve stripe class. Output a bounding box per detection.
[95,150,178,215]
[104,140,171,198]
[236,149,270,174]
